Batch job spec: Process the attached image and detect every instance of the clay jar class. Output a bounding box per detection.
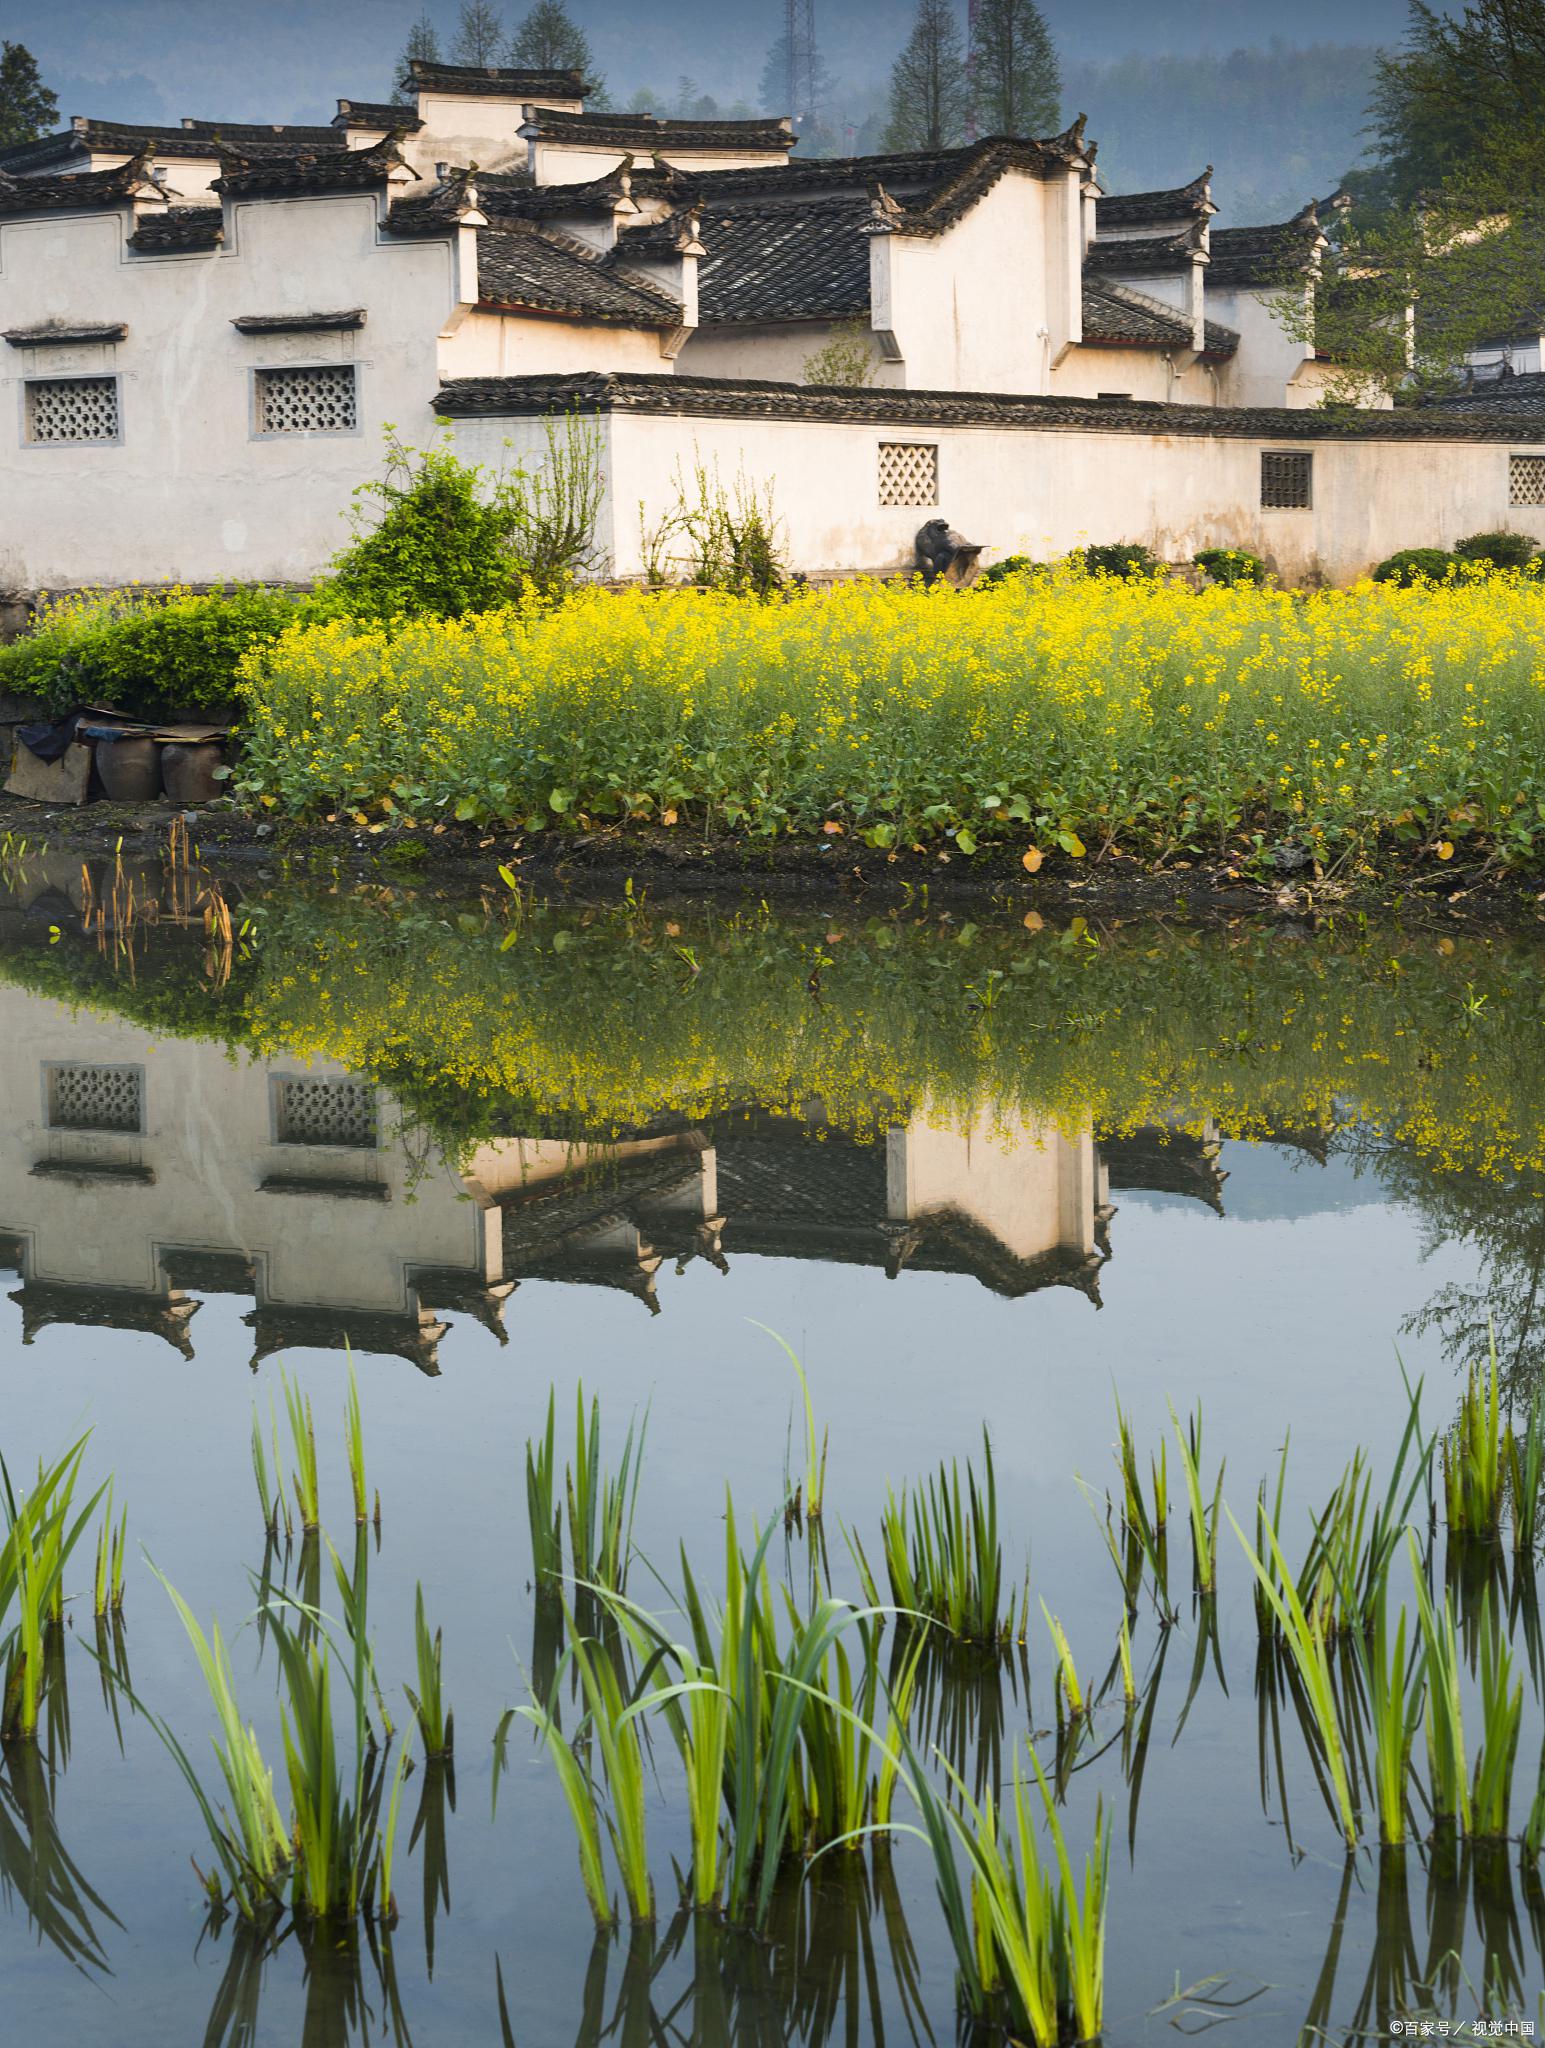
[160,742,225,807]
[95,736,162,803]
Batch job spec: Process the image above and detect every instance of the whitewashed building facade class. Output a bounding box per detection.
[2,59,1543,595]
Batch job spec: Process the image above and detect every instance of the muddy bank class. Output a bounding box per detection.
[5,788,1545,927]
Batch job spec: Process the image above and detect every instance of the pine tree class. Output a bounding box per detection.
[0,41,58,149]
[884,0,968,151]
[395,13,442,101]
[451,1,505,67]
[970,0,1060,139]
[507,1,603,97]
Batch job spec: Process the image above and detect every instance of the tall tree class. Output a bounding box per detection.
[451,1,505,67]
[884,0,969,150]
[1368,0,1545,207]
[507,1,604,97]
[0,41,58,149]
[395,12,442,102]
[969,0,1060,139]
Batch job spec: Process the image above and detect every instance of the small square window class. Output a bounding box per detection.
[45,1063,143,1132]
[254,364,358,436]
[1509,454,1545,506]
[878,442,938,507]
[1261,450,1312,509]
[25,376,119,445]
[273,1075,378,1149]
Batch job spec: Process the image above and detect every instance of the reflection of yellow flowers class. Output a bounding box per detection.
[235,565,1545,860]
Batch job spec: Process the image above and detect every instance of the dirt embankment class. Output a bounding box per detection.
[5,790,1545,928]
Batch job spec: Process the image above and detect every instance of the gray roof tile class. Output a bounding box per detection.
[697,197,871,323]
[476,221,682,326]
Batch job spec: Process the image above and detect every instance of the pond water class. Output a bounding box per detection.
[2,846,1544,2047]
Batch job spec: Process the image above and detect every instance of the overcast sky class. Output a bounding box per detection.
[5,0,1413,128]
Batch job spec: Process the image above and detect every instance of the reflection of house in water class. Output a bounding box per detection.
[0,978,1267,1373]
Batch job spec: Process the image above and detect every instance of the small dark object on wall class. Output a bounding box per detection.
[915,519,986,588]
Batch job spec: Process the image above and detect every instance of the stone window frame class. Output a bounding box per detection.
[268,1072,381,1150]
[249,361,362,443]
[878,440,940,509]
[18,372,124,450]
[1260,449,1313,510]
[40,1061,146,1134]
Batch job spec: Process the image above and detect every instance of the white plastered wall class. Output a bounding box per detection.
[445,310,672,376]
[0,193,456,589]
[405,90,584,179]
[450,405,1545,586]
[679,321,901,387]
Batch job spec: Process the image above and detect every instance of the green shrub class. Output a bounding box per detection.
[977,554,1037,587]
[1084,542,1163,580]
[1195,547,1267,588]
[1455,530,1538,572]
[1372,548,1457,587]
[0,586,304,719]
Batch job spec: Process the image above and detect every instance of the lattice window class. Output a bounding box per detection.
[25,377,119,445]
[1510,454,1545,506]
[274,1076,378,1149]
[46,1063,142,1132]
[1261,451,1312,509]
[255,365,358,436]
[878,442,938,507]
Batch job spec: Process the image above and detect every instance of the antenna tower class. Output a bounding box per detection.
[784,0,818,124]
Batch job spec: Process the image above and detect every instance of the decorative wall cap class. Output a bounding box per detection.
[213,137,414,200]
[4,321,128,347]
[334,99,425,132]
[432,368,1545,445]
[128,205,224,253]
[231,309,366,334]
[1097,169,1216,229]
[403,59,588,100]
[520,107,796,152]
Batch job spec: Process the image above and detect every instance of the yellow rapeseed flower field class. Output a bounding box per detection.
[236,564,1545,865]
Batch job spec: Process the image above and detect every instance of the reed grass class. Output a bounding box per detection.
[1505,1384,1545,1557]
[1470,1586,1522,1839]
[1230,1503,1358,1847]
[1171,1401,1224,1597]
[344,1356,368,1527]
[404,1582,453,1759]
[525,1392,562,1593]
[755,1325,828,1522]
[1443,1346,1506,1543]
[861,1429,1019,1648]
[92,1481,127,1620]
[567,1385,647,1599]
[1115,1394,1170,1609]
[1041,1605,1087,1721]
[1,1440,106,1743]
[279,1371,320,1536]
[1362,1572,1421,1847]
[1408,1530,1471,1833]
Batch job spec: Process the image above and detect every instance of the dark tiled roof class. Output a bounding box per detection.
[476,220,682,325]
[1430,371,1545,417]
[697,197,871,323]
[477,165,625,220]
[0,118,345,171]
[635,143,973,208]
[179,118,343,148]
[1081,279,1238,358]
[405,59,587,99]
[4,320,128,346]
[523,107,795,152]
[231,308,366,333]
[1084,228,1202,277]
[334,99,424,131]
[1208,209,1323,289]
[0,155,156,217]
[1096,168,1214,229]
[214,138,408,199]
[432,367,1545,443]
[128,204,224,252]
[615,215,700,260]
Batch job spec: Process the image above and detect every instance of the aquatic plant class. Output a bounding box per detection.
[404,1583,453,1759]
[1041,1605,1087,1721]
[1171,1401,1224,1597]
[1408,1531,1470,1832]
[279,1371,320,1536]
[566,1385,647,1599]
[1362,1572,1422,1846]
[1443,1347,1506,1542]
[860,1429,1019,1648]
[1505,1383,1545,1556]
[525,1393,562,1594]
[757,1325,828,1523]
[344,1357,368,1527]
[92,1481,127,1621]
[1469,1587,1522,1839]
[1,1440,107,1743]
[1231,1504,1358,1847]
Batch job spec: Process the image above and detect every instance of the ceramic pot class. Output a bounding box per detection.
[161,743,225,807]
[95,736,161,803]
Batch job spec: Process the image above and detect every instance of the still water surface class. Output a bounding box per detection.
[2,851,1543,2046]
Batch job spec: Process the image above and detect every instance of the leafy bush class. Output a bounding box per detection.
[977,555,1037,587]
[331,424,603,617]
[1083,543,1163,580]
[0,585,304,719]
[1372,548,1457,587]
[1195,547,1267,588]
[1455,530,1538,572]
